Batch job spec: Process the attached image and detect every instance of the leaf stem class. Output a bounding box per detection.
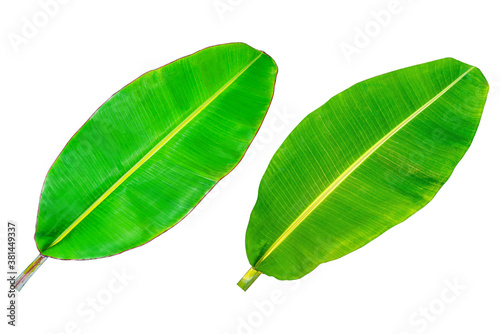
[237,267,261,291]
[14,254,48,291]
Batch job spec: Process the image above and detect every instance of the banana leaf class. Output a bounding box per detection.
[238,58,488,291]
[15,42,278,291]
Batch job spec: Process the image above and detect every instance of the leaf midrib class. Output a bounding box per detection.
[46,52,264,251]
[254,66,475,268]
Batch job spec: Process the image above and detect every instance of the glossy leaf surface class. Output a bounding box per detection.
[36,43,277,260]
[242,58,488,286]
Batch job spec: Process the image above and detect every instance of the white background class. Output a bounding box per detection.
[1,0,499,333]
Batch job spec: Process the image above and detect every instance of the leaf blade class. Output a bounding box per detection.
[36,43,278,259]
[245,58,488,281]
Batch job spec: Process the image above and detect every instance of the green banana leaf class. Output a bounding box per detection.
[16,42,277,290]
[238,58,488,291]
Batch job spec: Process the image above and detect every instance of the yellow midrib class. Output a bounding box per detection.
[254,66,475,267]
[47,52,264,249]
